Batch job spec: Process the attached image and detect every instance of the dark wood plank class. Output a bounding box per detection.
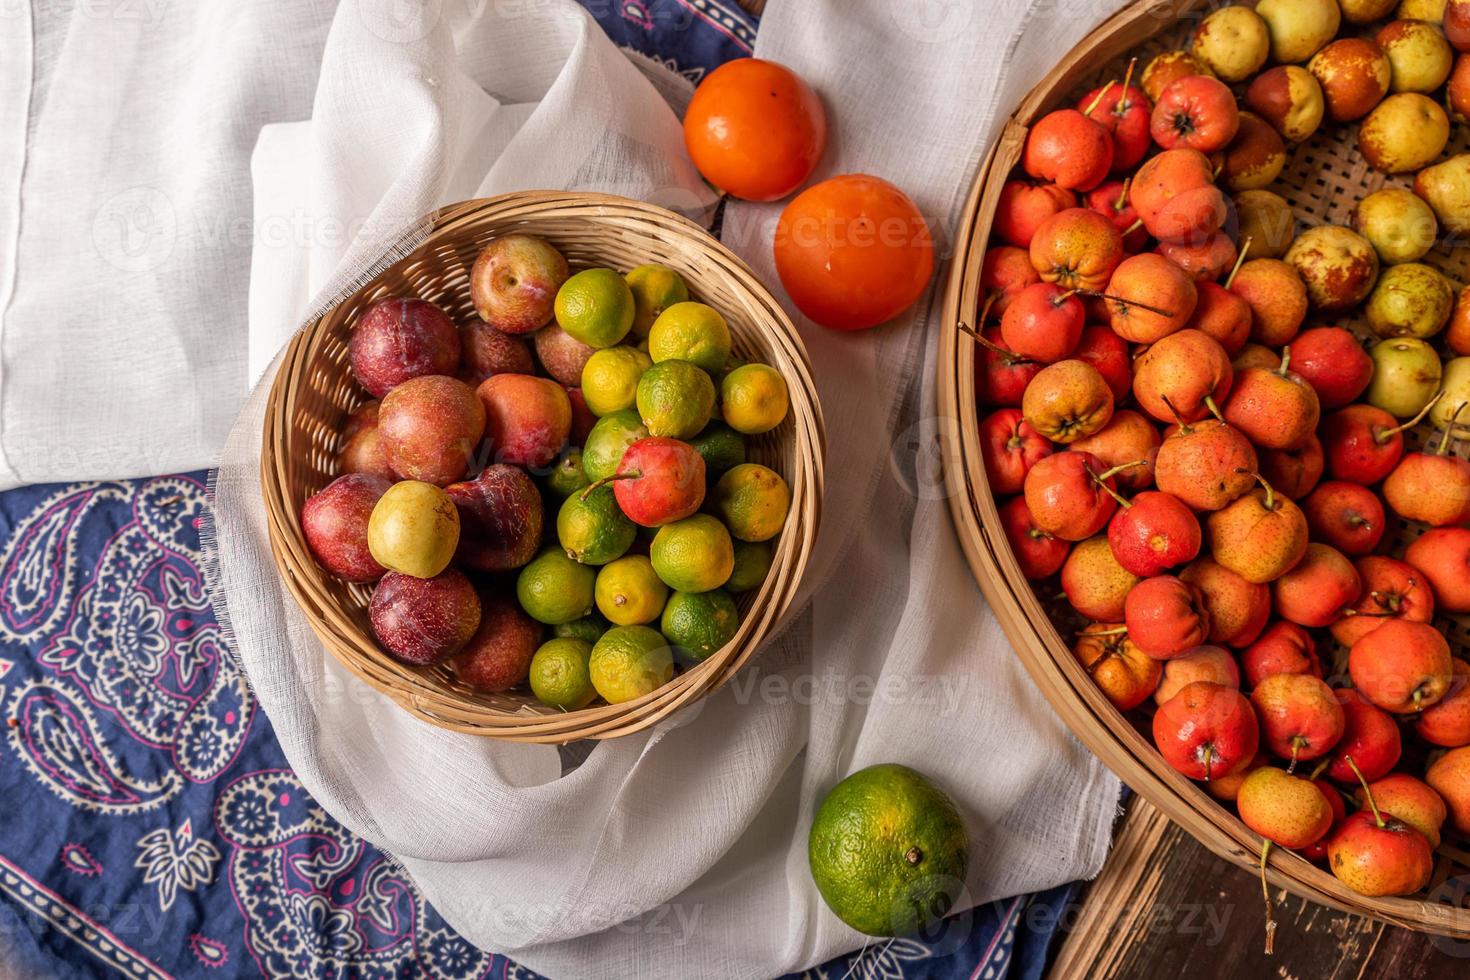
[1050,797,1469,979]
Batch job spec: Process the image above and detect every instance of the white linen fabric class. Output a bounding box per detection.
[10,0,1129,974]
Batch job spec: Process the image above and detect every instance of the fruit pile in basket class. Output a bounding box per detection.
[975,0,1470,936]
[299,234,794,710]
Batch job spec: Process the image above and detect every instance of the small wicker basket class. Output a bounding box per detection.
[938,0,1470,938]
[262,191,825,743]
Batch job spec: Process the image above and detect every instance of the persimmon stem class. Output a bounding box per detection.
[1080,289,1176,320]
[1259,841,1277,956]
[1225,236,1252,289]
[1344,755,1385,828]
[1083,79,1116,117]
[1377,389,1446,443]
[579,471,641,500]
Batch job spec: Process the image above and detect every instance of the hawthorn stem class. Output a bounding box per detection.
[1203,395,1224,423]
[1119,57,1137,107]
[1259,841,1277,956]
[1344,755,1385,828]
[1080,289,1176,320]
[1277,345,1292,377]
[1095,459,1148,482]
[1114,177,1131,212]
[579,470,641,500]
[1377,388,1447,443]
[1253,472,1277,512]
[1082,79,1116,117]
[1161,394,1191,434]
[1225,236,1252,289]
[1435,400,1467,456]
[1081,625,1129,637]
[1121,217,1145,238]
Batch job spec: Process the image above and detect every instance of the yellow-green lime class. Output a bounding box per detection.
[546,449,590,498]
[689,421,746,478]
[594,555,670,625]
[581,346,652,416]
[589,625,674,703]
[637,360,715,440]
[808,764,970,937]
[582,409,649,482]
[648,301,732,373]
[554,268,635,348]
[557,485,635,565]
[625,264,689,337]
[554,614,610,644]
[528,638,596,710]
[726,539,773,592]
[650,514,734,593]
[660,589,738,660]
[516,548,597,624]
[713,463,790,542]
[721,363,789,434]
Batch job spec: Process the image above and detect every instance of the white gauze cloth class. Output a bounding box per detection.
[225,0,1127,976]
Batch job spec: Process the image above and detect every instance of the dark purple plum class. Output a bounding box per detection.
[301,474,391,582]
[444,464,543,571]
[452,594,540,691]
[369,569,481,664]
[349,298,461,397]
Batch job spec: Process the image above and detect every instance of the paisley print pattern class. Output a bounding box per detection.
[0,5,1080,978]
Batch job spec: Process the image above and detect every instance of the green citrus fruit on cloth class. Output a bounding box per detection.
[726,539,774,592]
[554,268,635,348]
[557,485,635,565]
[712,463,791,542]
[650,514,734,593]
[553,614,610,644]
[808,763,970,937]
[660,588,739,660]
[637,360,716,440]
[529,638,596,710]
[546,448,591,498]
[367,480,460,578]
[582,409,649,482]
[516,548,597,624]
[589,625,674,703]
[595,555,670,625]
[721,363,790,434]
[581,345,653,416]
[648,301,732,373]
[625,264,689,337]
[689,421,746,478]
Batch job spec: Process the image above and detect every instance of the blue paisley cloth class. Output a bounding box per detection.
[0,3,1085,978]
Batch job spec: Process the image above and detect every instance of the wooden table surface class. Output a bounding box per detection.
[1048,796,1470,978]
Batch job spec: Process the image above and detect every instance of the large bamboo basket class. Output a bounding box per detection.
[262,191,825,744]
[938,0,1470,937]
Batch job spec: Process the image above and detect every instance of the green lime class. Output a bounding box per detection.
[594,555,669,625]
[726,539,773,592]
[554,614,610,644]
[554,268,635,348]
[660,589,738,660]
[721,363,790,435]
[808,764,970,937]
[516,548,597,624]
[529,638,596,710]
[589,625,674,703]
[557,486,635,565]
[648,302,732,373]
[650,514,734,593]
[582,410,649,482]
[625,264,689,337]
[713,463,791,542]
[688,422,746,478]
[546,449,591,498]
[636,360,715,440]
[581,346,652,416]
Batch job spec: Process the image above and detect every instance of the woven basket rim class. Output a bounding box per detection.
[937,0,1470,938]
[260,190,826,743]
